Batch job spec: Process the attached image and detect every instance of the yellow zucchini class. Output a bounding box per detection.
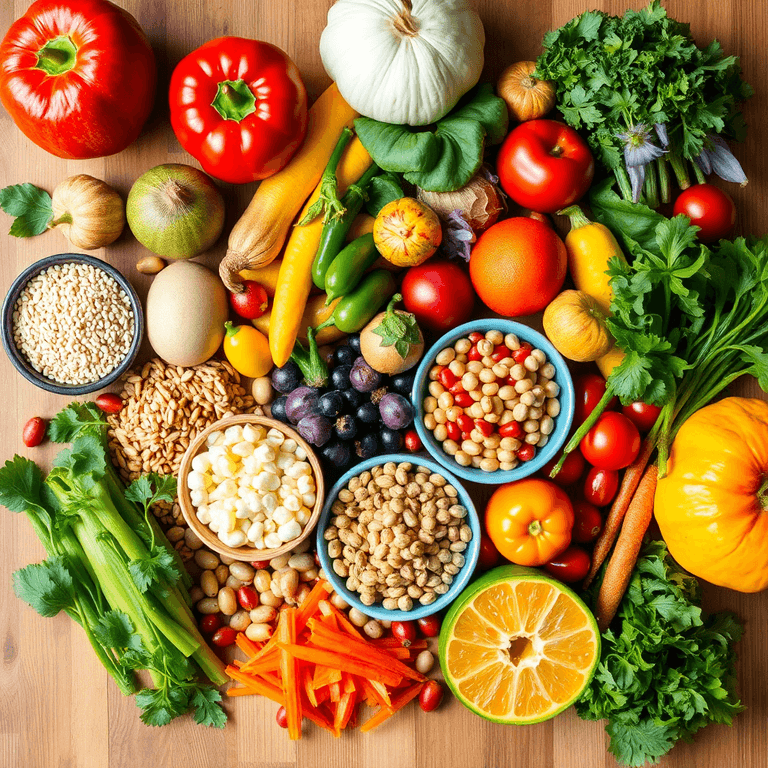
[269,137,373,367]
[220,84,358,292]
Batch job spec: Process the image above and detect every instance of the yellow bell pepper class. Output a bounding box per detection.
[222,322,272,378]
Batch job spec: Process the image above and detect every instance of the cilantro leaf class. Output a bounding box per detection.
[93,610,145,652]
[0,455,50,517]
[129,547,180,594]
[136,687,191,727]
[48,402,107,444]
[125,473,177,512]
[0,183,53,237]
[13,557,76,617]
[191,687,227,729]
[606,719,677,768]
[52,434,107,490]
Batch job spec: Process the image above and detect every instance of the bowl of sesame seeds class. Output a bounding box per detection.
[2,253,143,395]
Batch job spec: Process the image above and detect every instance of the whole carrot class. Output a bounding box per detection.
[594,464,658,632]
[584,437,655,588]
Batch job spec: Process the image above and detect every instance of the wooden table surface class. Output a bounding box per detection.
[1,1,766,766]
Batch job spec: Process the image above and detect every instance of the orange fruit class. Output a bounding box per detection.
[439,565,599,724]
[469,217,567,317]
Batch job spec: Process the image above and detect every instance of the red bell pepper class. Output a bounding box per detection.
[0,0,156,159]
[169,36,307,184]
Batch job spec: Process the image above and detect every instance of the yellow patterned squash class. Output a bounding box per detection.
[654,397,768,593]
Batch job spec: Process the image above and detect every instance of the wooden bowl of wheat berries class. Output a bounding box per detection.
[177,414,325,562]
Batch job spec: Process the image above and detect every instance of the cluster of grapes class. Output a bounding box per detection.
[270,334,415,476]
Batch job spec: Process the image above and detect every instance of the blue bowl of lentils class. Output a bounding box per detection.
[1,253,143,395]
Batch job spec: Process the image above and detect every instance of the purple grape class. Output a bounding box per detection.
[379,393,414,430]
[297,414,332,447]
[350,356,382,392]
[285,386,319,424]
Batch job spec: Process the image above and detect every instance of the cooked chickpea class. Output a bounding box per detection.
[442,439,459,456]
[500,460,518,471]
[433,408,447,424]
[436,348,456,366]
[480,458,500,472]
[510,363,526,380]
[479,368,496,384]
[492,363,509,379]
[523,419,539,434]
[539,434,550,448]
[505,333,520,350]
[448,360,466,377]
[454,450,472,467]
[485,412,501,424]
[526,432,541,445]
[456,353,468,363]
[434,423,448,442]
[520,390,536,406]
[541,363,556,379]
[437,391,454,410]
[485,329,504,345]
[470,429,485,443]
[544,381,560,398]
[529,406,544,420]
[445,406,462,422]
[515,378,533,394]
[471,455,483,468]
[499,410,516,426]
[429,381,445,397]
[424,413,437,430]
[483,433,501,450]
[424,396,438,413]
[532,348,547,364]
[461,440,482,456]
[477,339,494,356]
[500,437,522,452]
[524,356,539,372]
[462,372,479,391]
[540,415,555,435]
[497,449,516,463]
[469,390,483,402]
[547,399,561,418]
[513,403,529,421]
[498,385,516,401]
[429,366,442,381]
[468,402,485,419]
[455,338,471,354]
[467,360,483,374]
[482,382,499,396]
[480,396,493,414]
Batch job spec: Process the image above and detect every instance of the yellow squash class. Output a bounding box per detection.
[269,137,372,367]
[222,322,272,379]
[655,397,768,593]
[560,205,627,377]
[542,290,612,363]
[220,84,358,292]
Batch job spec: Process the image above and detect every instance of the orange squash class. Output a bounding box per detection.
[654,397,768,592]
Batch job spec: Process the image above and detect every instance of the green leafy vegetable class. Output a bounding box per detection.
[364,173,405,218]
[535,1,752,200]
[0,182,53,237]
[0,404,227,727]
[578,541,744,766]
[355,84,508,192]
[371,293,422,360]
[553,189,768,475]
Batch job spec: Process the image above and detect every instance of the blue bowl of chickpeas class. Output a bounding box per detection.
[411,320,575,485]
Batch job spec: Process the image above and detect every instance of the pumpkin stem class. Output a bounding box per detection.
[393,0,420,37]
[758,475,768,510]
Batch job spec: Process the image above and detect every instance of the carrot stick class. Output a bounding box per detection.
[360,678,391,709]
[296,579,332,631]
[241,651,281,675]
[318,601,365,639]
[226,667,285,705]
[329,680,341,703]
[235,634,262,658]
[276,643,403,687]
[359,682,425,733]
[278,609,302,740]
[334,690,357,732]
[312,663,342,689]
[595,465,658,632]
[227,685,260,697]
[303,665,318,708]
[298,690,338,736]
[584,437,655,588]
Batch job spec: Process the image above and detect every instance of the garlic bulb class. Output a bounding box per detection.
[51,175,125,250]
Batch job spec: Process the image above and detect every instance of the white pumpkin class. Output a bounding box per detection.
[320,0,485,126]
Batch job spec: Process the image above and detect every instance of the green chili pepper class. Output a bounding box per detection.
[311,162,379,290]
[316,270,397,334]
[324,233,379,305]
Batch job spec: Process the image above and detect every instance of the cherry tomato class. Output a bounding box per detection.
[572,501,603,544]
[622,401,662,433]
[574,374,618,426]
[95,392,124,414]
[496,120,594,213]
[516,444,536,462]
[544,546,591,583]
[251,560,270,569]
[22,416,46,447]
[580,412,641,470]
[419,680,445,712]
[199,614,221,634]
[542,450,585,487]
[584,467,620,507]
[211,626,238,647]
[237,586,259,611]
[229,280,269,319]
[404,430,423,453]
[672,183,736,243]
[477,533,501,571]
[499,422,523,439]
[417,616,441,638]
[276,706,288,729]
[401,259,475,332]
[391,620,417,647]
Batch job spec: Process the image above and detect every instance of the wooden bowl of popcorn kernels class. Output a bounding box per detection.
[177,414,325,562]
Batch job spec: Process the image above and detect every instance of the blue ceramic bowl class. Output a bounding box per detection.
[316,453,480,621]
[411,320,575,485]
[1,253,143,396]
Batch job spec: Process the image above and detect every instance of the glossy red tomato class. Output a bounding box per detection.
[672,184,736,243]
[572,501,603,543]
[496,120,595,213]
[622,401,663,433]
[199,614,221,634]
[584,467,620,507]
[544,546,591,583]
[229,281,269,319]
[580,412,641,470]
[417,616,441,638]
[574,374,618,426]
[542,450,586,487]
[477,533,501,571]
[276,706,288,729]
[401,259,475,332]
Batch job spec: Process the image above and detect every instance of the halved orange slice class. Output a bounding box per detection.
[439,565,600,724]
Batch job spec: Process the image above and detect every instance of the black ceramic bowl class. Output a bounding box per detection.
[1,253,144,395]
